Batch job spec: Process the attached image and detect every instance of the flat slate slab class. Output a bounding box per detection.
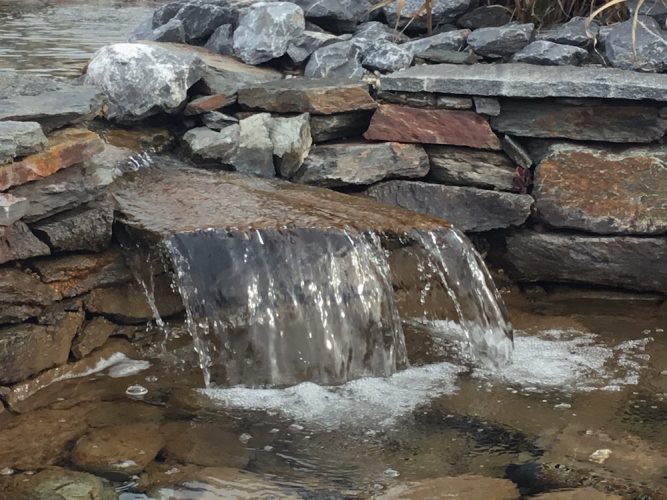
[381,63,667,102]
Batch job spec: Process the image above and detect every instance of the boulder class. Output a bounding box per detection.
[204,24,234,55]
[84,43,206,122]
[71,423,165,479]
[293,142,429,187]
[291,0,372,33]
[238,78,376,114]
[142,18,186,43]
[603,16,667,72]
[0,121,47,164]
[0,222,50,265]
[426,145,519,191]
[380,62,667,101]
[364,105,501,150]
[233,2,305,65]
[505,231,667,292]
[362,41,413,72]
[31,249,133,298]
[0,310,83,384]
[537,17,599,47]
[490,100,665,143]
[467,22,534,58]
[0,267,57,324]
[533,144,667,234]
[0,193,29,227]
[287,30,343,64]
[0,128,104,192]
[383,0,471,30]
[309,111,373,142]
[31,201,114,253]
[511,40,589,66]
[457,5,512,29]
[401,30,470,57]
[366,181,533,232]
[174,2,237,43]
[304,41,365,78]
[0,468,117,500]
[152,2,185,28]
[269,114,312,178]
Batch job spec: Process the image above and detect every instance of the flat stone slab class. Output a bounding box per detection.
[505,231,667,292]
[0,267,57,324]
[533,144,667,235]
[364,180,533,232]
[0,121,47,164]
[0,221,50,265]
[238,78,376,114]
[381,63,667,102]
[364,105,501,150]
[0,128,104,191]
[113,165,451,240]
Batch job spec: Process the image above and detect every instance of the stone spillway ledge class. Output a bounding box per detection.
[381,63,667,102]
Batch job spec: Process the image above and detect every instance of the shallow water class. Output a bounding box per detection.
[0,0,162,77]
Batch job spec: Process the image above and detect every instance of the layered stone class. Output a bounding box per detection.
[238,78,376,115]
[309,111,373,142]
[467,22,534,58]
[490,100,665,143]
[381,63,667,101]
[505,231,667,292]
[0,121,47,164]
[0,128,104,191]
[0,193,29,226]
[0,222,50,264]
[184,94,232,115]
[0,268,57,324]
[533,144,667,234]
[364,105,501,150]
[292,142,429,187]
[511,41,589,66]
[365,181,533,232]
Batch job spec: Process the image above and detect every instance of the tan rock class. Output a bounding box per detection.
[0,466,117,500]
[72,317,120,359]
[0,221,50,264]
[0,267,58,324]
[379,475,519,499]
[71,422,165,479]
[0,128,104,191]
[532,488,623,499]
[364,105,501,150]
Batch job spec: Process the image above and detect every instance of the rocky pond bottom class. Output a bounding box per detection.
[0,293,665,499]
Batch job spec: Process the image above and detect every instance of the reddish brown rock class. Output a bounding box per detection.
[0,128,104,191]
[534,144,667,234]
[0,221,50,264]
[0,267,58,324]
[364,105,501,150]
[185,94,232,115]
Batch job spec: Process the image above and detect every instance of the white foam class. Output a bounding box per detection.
[108,359,152,378]
[54,353,151,383]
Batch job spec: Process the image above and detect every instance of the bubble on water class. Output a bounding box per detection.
[126,385,148,397]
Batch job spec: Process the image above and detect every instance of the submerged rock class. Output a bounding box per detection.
[293,142,429,186]
[305,41,365,79]
[511,40,589,66]
[0,467,117,500]
[0,121,47,164]
[233,2,305,65]
[365,181,533,232]
[84,43,206,122]
[603,16,667,72]
[379,475,519,499]
[467,22,535,58]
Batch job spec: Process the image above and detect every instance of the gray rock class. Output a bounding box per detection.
[380,62,667,101]
[0,121,47,164]
[236,113,281,178]
[84,43,206,122]
[383,0,471,30]
[0,194,29,227]
[183,126,239,161]
[436,95,474,109]
[309,111,373,142]
[129,15,154,42]
[537,17,599,48]
[201,110,239,131]
[0,87,103,133]
[0,267,57,324]
[401,30,470,57]
[233,2,306,65]
[629,0,667,24]
[502,135,532,169]
[31,202,114,253]
[0,72,60,98]
[426,145,518,192]
[305,41,365,78]
[293,142,429,186]
[153,2,185,28]
[457,5,512,29]
[291,0,372,32]
[270,114,312,178]
[414,47,478,64]
[205,24,234,55]
[505,231,667,293]
[473,96,500,116]
[354,21,409,44]
[145,18,186,43]
[365,181,533,232]
[72,317,118,359]
[0,222,50,265]
[467,22,534,58]
[604,16,667,73]
[362,41,413,72]
[512,40,589,66]
[490,100,665,143]
[288,30,347,64]
[175,2,238,42]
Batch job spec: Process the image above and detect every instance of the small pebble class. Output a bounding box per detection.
[289,423,304,431]
[0,467,14,476]
[239,433,252,444]
[589,448,612,464]
[383,468,400,478]
[264,445,274,452]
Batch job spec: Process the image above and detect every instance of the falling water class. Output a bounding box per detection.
[158,225,512,387]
